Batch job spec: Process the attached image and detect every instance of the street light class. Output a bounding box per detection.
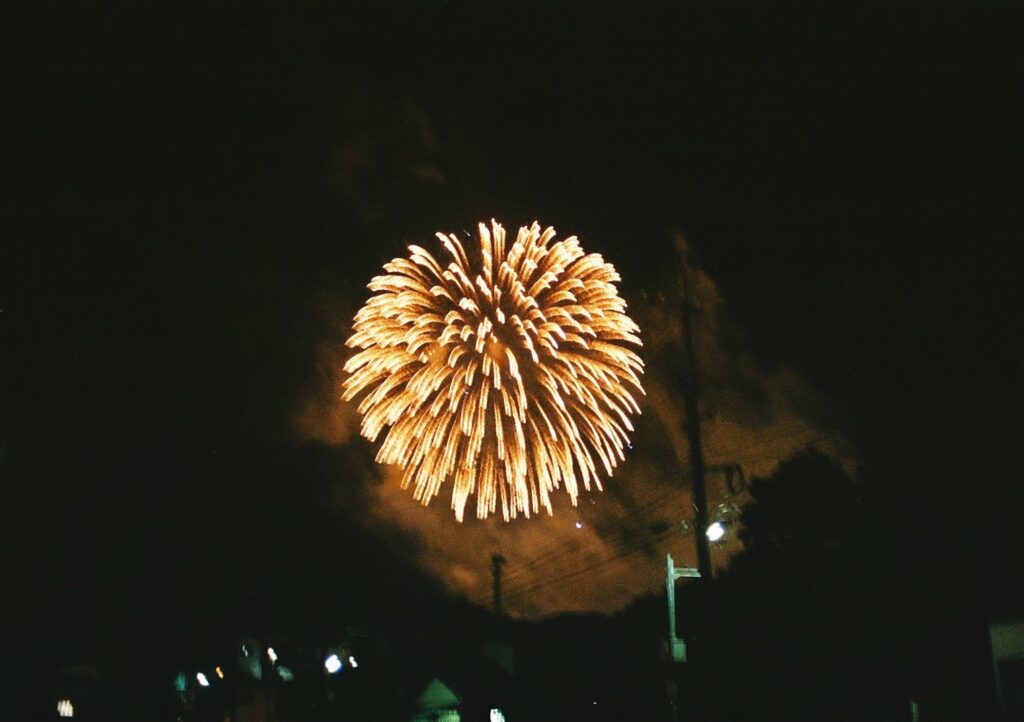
[705,521,725,542]
[324,654,343,674]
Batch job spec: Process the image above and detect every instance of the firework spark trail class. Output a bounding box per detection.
[343,220,645,521]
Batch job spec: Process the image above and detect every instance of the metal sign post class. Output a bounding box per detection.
[666,553,701,662]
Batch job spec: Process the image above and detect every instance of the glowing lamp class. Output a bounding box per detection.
[324,654,343,674]
[705,521,725,542]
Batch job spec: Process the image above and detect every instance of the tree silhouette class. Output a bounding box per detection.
[704,449,908,721]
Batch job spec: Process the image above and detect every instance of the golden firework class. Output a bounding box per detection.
[343,220,644,521]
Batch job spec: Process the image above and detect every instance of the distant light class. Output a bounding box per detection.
[242,644,249,657]
[174,672,187,692]
[489,709,506,722]
[196,672,210,687]
[277,665,294,682]
[215,666,224,679]
[348,655,358,668]
[57,699,74,718]
[324,654,343,674]
[267,647,278,663]
[706,521,725,542]
[575,521,583,529]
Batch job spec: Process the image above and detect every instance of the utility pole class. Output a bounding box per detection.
[674,233,721,722]
[491,553,506,619]
[677,234,713,581]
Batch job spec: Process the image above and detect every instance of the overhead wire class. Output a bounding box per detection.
[494,483,690,588]
[469,426,851,608]
[492,477,688,573]
[499,526,679,609]
[495,424,846,586]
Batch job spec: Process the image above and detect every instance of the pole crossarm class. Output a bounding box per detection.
[673,566,701,579]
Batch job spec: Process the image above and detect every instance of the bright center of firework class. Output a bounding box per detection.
[343,220,645,521]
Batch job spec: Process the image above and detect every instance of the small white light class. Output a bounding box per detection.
[196,672,210,687]
[348,655,358,668]
[706,521,725,542]
[57,699,74,718]
[575,521,583,529]
[324,654,342,674]
[267,647,278,663]
[489,708,506,722]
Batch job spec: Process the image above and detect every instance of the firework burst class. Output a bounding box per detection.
[343,220,644,521]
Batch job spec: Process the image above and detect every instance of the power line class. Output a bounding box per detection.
[472,519,669,607]
[496,425,848,585]
[493,487,694,592]
[470,420,852,607]
[493,480,688,575]
[469,429,849,609]
[477,428,851,604]
[497,483,686,580]
[499,527,677,609]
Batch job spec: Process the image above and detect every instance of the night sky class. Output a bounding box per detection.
[3,0,1021,707]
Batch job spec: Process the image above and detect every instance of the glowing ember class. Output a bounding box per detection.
[343,220,644,521]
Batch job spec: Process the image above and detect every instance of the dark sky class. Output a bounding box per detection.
[3,0,1021,675]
